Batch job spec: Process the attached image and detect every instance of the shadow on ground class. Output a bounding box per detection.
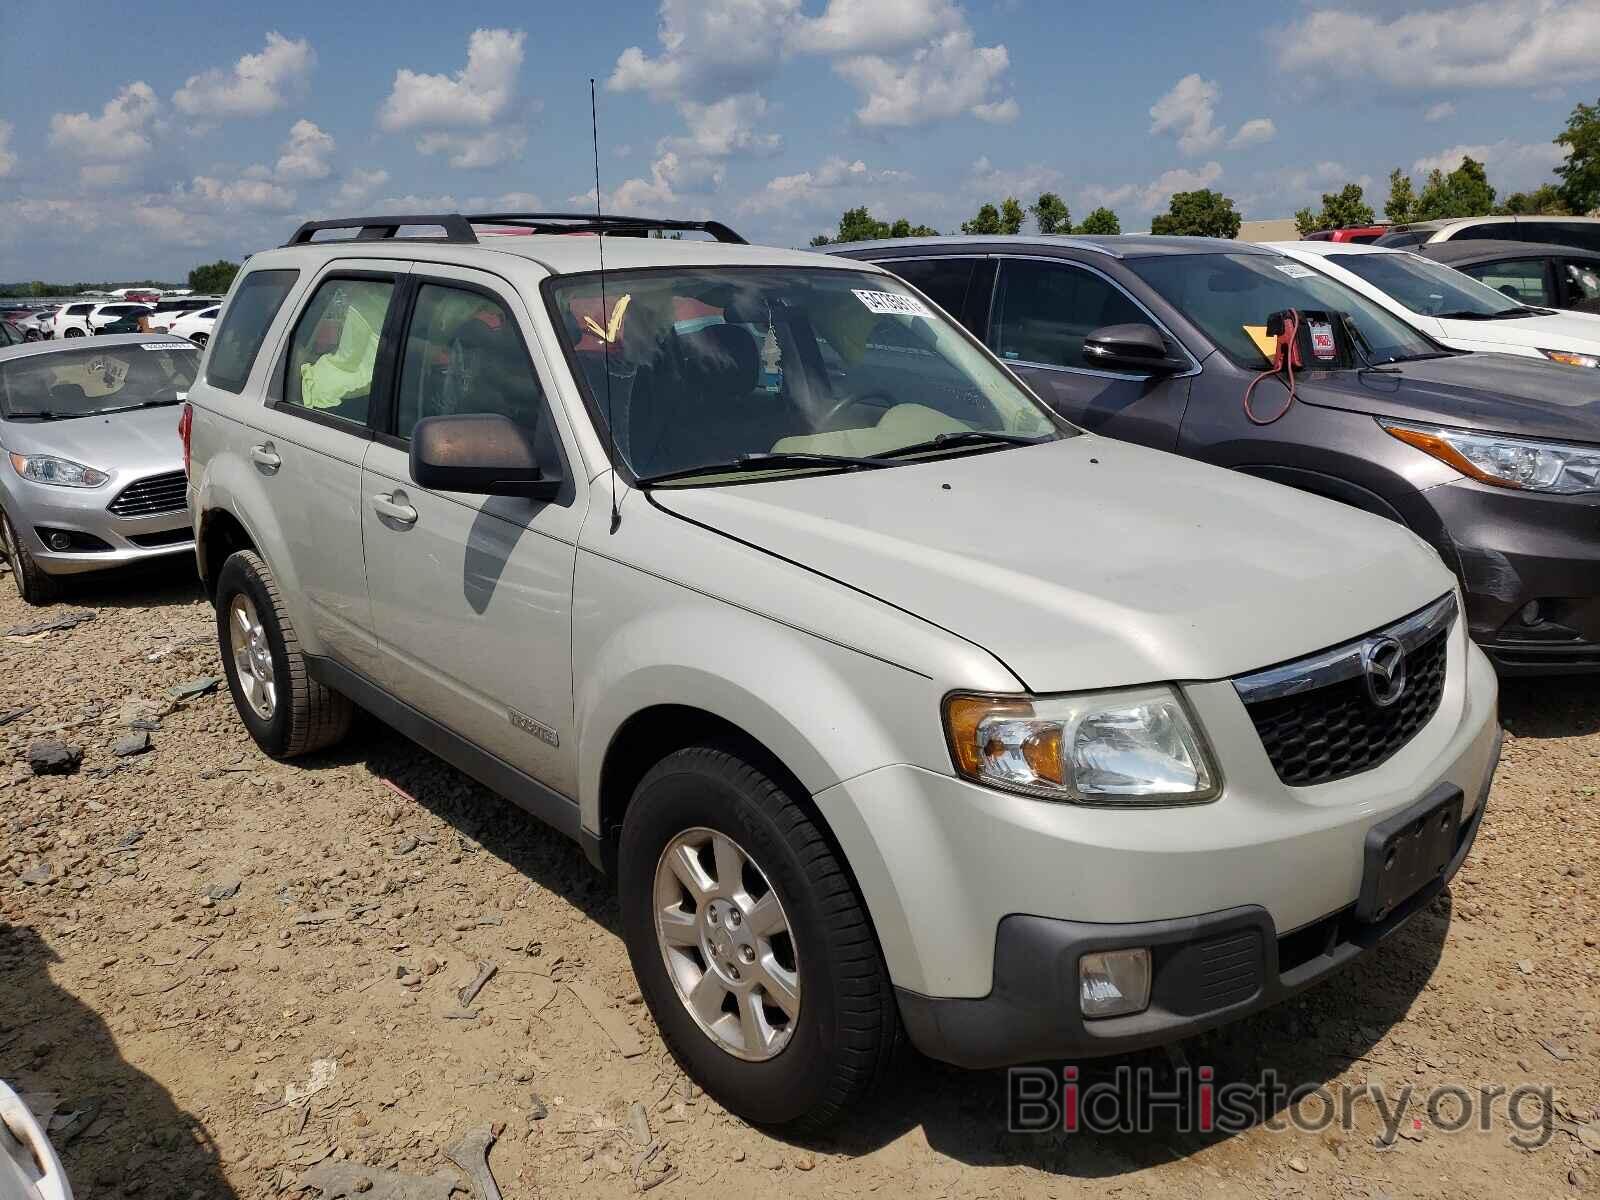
[0,923,239,1199]
[1498,674,1600,739]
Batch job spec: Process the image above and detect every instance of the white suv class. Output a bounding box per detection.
[184,212,1502,1129]
[50,302,151,337]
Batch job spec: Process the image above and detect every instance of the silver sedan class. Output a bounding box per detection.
[0,335,197,604]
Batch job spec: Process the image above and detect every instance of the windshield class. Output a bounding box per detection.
[546,266,1066,484]
[1327,251,1528,317]
[0,343,198,419]
[1373,229,1433,249]
[1128,252,1442,369]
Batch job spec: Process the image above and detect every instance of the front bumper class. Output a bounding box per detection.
[896,758,1494,1068]
[8,480,192,576]
[1425,477,1600,674]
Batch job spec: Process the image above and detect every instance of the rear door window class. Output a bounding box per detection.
[1562,260,1600,313]
[206,269,299,394]
[879,258,978,322]
[991,259,1148,371]
[1458,258,1554,306]
[283,276,396,427]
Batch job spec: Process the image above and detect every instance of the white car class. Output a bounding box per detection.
[144,298,222,335]
[1269,241,1600,370]
[13,310,57,341]
[0,1082,72,1199]
[50,303,152,338]
[167,305,219,345]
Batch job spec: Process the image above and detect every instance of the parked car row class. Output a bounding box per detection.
[6,207,1594,1134]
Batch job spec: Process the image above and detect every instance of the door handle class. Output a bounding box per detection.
[372,492,418,525]
[250,442,281,471]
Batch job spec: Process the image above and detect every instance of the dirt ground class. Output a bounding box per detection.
[1,564,1596,1200]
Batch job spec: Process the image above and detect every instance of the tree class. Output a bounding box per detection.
[999,196,1025,235]
[1385,168,1417,224]
[1498,184,1570,216]
[1075,207,1121,235]
[1150,189,1241,238]
[1555,98,1600,215]
[810,207,937,245]
[188,260,239,294]
[1296,183,1376,235]
[1413,157,1495,220]
[1030,192,1071,235]
[961,203,1002,235]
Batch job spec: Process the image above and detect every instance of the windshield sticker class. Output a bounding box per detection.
[140,342,195,351]
[1242,325,1278,358]
[1307,318,1337,360]
[1271,263,1317,280]
[852,289,932,318]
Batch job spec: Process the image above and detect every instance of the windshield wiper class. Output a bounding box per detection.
[636,451,890,486]
[871,430,1052,460]
[90,398,183,416]
[2,410,71,421]
[1432,307,1547,321]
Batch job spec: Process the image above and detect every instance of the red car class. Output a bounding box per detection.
[1302,225,1388,245]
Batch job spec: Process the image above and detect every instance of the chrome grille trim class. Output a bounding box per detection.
[1232,593,1458,706]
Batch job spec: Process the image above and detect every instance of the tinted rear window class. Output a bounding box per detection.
[878,257,978,323]
[205,269,298,394]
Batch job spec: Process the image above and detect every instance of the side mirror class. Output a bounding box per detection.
[1082,323,1186,374]
[410,413,561,500]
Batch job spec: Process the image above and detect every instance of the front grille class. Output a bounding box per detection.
[128,526,193,548]
[107,470,188,517]
[1243,627,1448,787]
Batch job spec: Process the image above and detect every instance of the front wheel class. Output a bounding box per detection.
[618,744,900,1131]
[0,510,62,605]
[214,549,352,758]
[63,327,83,337]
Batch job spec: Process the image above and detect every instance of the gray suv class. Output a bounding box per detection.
[185,213,1499,1129]
[833,235,1600,674]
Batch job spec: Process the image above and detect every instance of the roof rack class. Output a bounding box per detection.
[283,212,746,247]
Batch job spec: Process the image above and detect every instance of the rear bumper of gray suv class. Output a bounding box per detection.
[895,735,1497,1069]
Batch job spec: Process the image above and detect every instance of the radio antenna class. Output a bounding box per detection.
[591,77,621,533]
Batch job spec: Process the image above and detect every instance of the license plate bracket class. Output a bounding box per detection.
[1356,785,1463,924]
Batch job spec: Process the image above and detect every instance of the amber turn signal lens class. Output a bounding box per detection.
[944,694,1033,776]
[1382,423,1523,490]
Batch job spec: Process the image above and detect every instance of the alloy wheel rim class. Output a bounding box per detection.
[227,594,276,720]
[652,826,801,1062]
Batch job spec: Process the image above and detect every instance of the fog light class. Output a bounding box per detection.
[46,531,72,551]
[1518,600,1542,627]
[1078,948,1151,1018]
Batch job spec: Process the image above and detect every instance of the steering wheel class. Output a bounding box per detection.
[815,391,895,431]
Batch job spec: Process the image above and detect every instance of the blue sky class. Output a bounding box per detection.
[2,0,1597,281]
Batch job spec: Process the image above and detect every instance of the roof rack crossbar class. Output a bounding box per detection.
[465,212,746,243]
[284,214,478,246]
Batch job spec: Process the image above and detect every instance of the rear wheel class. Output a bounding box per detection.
[214,549,351,758]
[618,744,899,1131]
[0,509,62,606]
[64,327,83,338]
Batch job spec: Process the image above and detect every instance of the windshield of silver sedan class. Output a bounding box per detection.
[0,344,199,420]
[546,267,1068,485]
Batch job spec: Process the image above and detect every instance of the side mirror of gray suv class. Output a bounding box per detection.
[1083,323,1187,374]
[410,413,561,500]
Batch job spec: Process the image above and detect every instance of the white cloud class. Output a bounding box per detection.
[79,163,134,189]
[275,119,335,180]
[333,167,390,206]
[1081,161,1225,215]
[1424,101,1457,122]
[378,28,525,131]
[788,0,964,55]
[967,155,1063,199]
[837,29,1018,128]
[664,94,782,158]
[378,193,461,210]
[49,82,159,160]
[1228,117,1277,149]
[415,129,526,168]
[1277,1,1600,90]
[608,0,801,102]
[1412,138,1564,188]
[573,150,721,213]
[740,155,909,213]
[1149,74,1222,155]
[471,191,544,211]
[172,32,314,119]
[131,203,215,247]
[188,174,298,211]
[0,121,14,178]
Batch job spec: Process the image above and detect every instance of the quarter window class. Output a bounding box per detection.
[1459,258,1552,306]
[393,284,549,441]
[284,277,395,426]
[880,258,978,323]
[991,259,1149,371]
[1563,261,1600,313]
[206,269,298,394]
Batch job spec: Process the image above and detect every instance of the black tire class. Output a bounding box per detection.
[618,744,900,1131]
[214,549,352,758]
[64,327,83,337]
[0,509,62,606]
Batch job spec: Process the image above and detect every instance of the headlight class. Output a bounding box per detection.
[9,452,109,488]
[1540,348,1600,369]
[1381,419,1600,494]
[943,686,1219,804]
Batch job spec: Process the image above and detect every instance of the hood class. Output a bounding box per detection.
[1296,353,1600,443]
[1440,309,1600,353]
[651,438,1453,692]
[1,402,184,481]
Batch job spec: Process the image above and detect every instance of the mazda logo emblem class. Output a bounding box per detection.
[1362,636,1408,708]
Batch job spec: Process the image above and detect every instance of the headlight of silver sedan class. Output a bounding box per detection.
[9,452,109,488]
[1381,420,1600,494]
[943,686,1219,805]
